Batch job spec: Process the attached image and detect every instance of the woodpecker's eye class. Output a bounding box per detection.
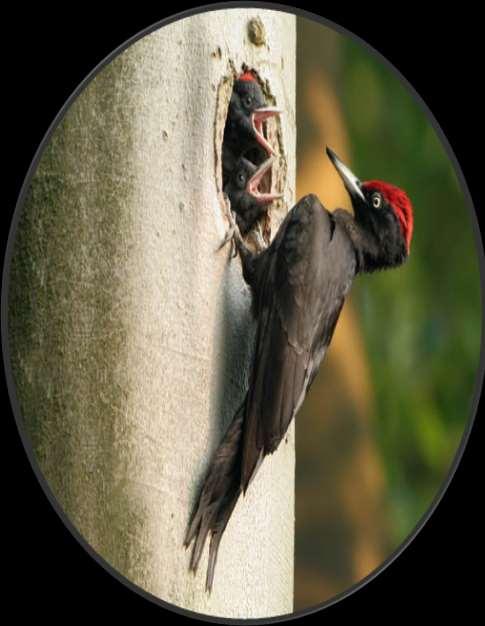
[244,95,252,108]
[238,173,246,185]
[372,193,383,209]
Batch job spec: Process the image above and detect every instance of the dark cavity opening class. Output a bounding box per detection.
[219,67,282,243]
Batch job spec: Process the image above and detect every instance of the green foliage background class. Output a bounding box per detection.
[295,20,482,608]
[340,36,481,543]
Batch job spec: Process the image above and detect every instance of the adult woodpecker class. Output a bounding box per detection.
[223,156,282,236]
[185,147,414,592]
[222,71,281,180]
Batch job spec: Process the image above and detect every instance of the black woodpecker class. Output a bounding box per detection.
[222,71,281,182]
[185,147,414,592]
[223,156,282,236]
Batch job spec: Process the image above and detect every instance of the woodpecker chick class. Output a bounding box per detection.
[222,72,281,179]
[223,156,282,236]
[186,147,414,592]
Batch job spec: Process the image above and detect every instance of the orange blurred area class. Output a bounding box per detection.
[295,27,389,607]
[294,16,480,611]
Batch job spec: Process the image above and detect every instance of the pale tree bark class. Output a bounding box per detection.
[7,9,296,619]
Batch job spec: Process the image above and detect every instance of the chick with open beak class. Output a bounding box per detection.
[222,72,281,180]
[223,156,282,236]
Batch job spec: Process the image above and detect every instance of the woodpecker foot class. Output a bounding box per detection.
[217,194,234,254]
[226,209,244,252]
[217,224,236,255]
[218,195,243,258]
[248,224,267,254]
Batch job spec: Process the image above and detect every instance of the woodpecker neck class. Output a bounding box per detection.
[333,208,408,273]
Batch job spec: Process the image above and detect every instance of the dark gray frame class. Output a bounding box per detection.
[2,3,483,623]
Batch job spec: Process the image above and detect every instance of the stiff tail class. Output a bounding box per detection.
[184,402,245,592]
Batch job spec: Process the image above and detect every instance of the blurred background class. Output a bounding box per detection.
[7,11,481,615]
[294,17,481,609]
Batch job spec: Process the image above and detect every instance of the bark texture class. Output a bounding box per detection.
[7,9,296,619]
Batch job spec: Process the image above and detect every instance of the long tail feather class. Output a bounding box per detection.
[185,401,245,590]
[206,490,239,591]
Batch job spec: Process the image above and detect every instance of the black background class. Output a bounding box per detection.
[3,3,482,622]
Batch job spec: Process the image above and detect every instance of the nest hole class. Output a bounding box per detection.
[214,66,286,246]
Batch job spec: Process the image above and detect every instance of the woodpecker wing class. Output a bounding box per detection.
[241,194,356,490]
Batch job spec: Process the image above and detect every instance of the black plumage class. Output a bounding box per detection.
[222,72,280,181]
[223,156,281,236]
[185,147,414,591]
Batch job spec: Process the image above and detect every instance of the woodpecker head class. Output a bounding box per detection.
[225,156,281,207]
[326,147,414,270]
[229,72,281,155]
[224,156,281,233]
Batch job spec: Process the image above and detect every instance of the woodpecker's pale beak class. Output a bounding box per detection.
[326,147,365,203]
[251,107,282,155]
[246,156,282,204]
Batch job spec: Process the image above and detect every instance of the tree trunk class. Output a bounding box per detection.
[7,9,296,619]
